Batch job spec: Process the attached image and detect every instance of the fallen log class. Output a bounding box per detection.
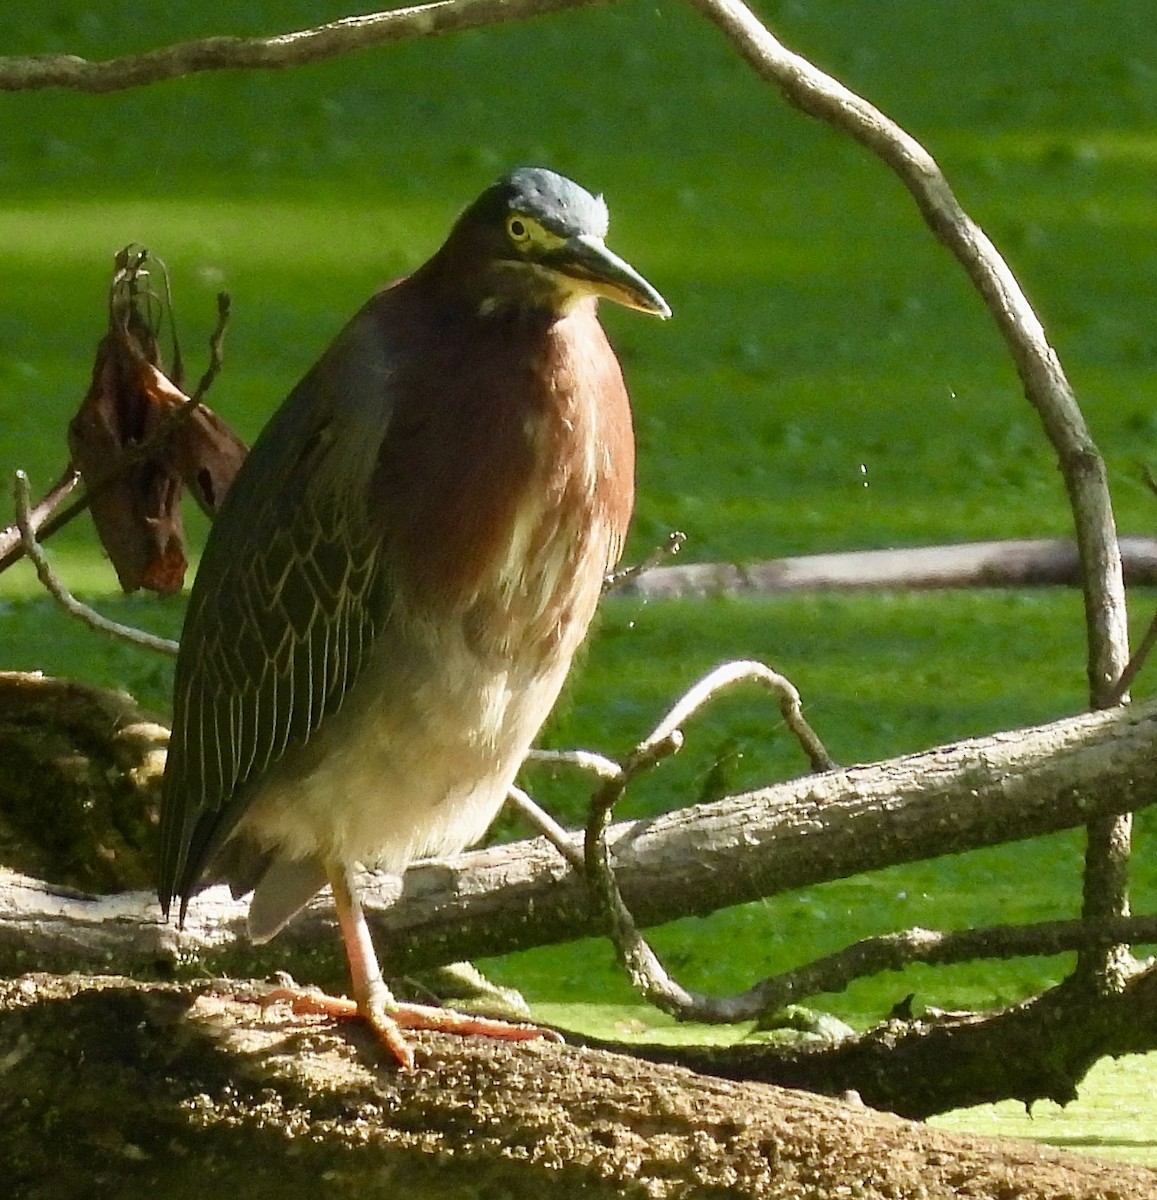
[3,697,1155,980]
[625,536,1157,596]
[2,973,1154,1200]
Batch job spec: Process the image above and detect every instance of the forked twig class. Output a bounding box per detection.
[577,659,834,1022]
[12,470,179,657]
[645,659,835,773]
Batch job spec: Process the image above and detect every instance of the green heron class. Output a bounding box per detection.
[158,167,669,1066]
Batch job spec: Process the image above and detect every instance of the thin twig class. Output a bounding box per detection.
[579,661,835,1021]
[1108,615,1157,706]
[646,659,834,773]
[604,530,686,593]
[0,0,605,94]
[158,252,185,388]
[25,466,82,534]
[525,747,622,780]
[506,786,583,870]
[187,292,231,405]
[0,467,80,563]
[583,732,705,1018]
[715,914,1157,1023]
[12,470,179,657]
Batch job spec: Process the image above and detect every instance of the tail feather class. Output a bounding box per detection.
[244,855,330,943]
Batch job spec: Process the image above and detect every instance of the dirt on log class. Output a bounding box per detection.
[3,973,1154,1200]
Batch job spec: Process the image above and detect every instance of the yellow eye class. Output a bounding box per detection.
[506,214,532,245]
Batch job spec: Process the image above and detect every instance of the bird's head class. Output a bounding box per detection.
[424,166,671,322]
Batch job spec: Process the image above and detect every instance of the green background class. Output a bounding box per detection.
[2,0,1156,1164]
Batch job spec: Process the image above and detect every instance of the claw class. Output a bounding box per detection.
[251,866,563,1068]
[259,982,559,1069]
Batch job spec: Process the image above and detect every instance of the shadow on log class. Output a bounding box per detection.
[3,973,1156,1200]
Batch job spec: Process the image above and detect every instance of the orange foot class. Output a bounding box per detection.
[260,985,562,1070]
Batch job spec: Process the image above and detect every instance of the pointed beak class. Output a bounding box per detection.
[553,233,671,319]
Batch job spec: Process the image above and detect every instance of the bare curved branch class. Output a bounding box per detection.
[687,0,1127,704]
[688,0,1132,995]
[644,659,834,772]
[12,471,179,657]
[0,0,602,93]
[694,914,1157,1023]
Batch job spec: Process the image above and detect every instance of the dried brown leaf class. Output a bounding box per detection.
[67,249,246,595]
[68,334,188,595]
[135,360,247,516]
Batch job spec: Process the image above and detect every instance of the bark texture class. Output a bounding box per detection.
[623,958,1157,1119]
[3,973,1154,1200]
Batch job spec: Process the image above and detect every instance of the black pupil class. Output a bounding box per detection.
[510,219,525,238]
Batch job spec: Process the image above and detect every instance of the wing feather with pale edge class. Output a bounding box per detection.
[158,310,393,912]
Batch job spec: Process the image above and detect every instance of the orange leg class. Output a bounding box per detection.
[264,864,561,1069]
